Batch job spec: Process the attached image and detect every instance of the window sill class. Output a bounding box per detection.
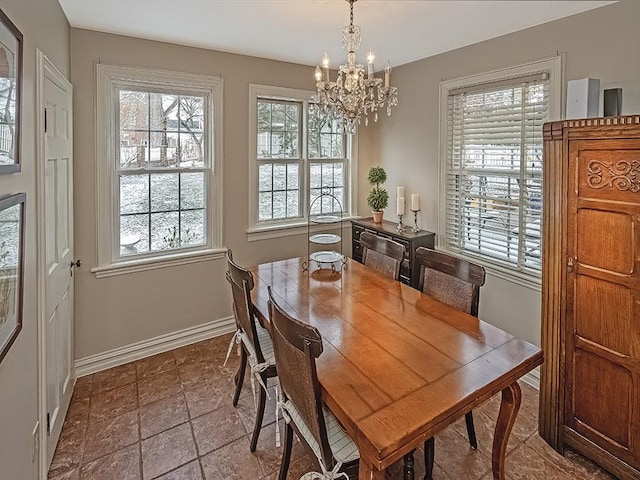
[482,262,541,292]
[247,216,360,242]
[91,248,227,279]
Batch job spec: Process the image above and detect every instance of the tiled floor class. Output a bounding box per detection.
[48,333,615,480]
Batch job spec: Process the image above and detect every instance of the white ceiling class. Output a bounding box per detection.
[58,0,614,69]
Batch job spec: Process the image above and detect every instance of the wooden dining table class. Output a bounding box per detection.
[249,257,543,480]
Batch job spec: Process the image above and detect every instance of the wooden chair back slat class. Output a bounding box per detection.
[415,247,485,317]
[360,231,405,280]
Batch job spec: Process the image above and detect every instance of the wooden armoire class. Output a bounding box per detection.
[540,115,640,479]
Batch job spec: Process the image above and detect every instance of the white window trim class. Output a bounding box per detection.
[93,64,224,278]
[438,56,564,290]
[247,84,358,241]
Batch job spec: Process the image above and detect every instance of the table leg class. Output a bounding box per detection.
[492,381,522,480]
[403,450,416,480]
[358,461,385,480]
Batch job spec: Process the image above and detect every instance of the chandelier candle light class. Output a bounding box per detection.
[314,0,398,134]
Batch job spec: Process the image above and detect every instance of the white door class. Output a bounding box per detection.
[40,54,74,466]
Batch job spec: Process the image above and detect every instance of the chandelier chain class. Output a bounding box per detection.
[349,0,354,27]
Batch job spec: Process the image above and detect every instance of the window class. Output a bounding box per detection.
[439,57,562,285]
[249,85,354,237]
[256,99,302,221]
[94,65,223,277]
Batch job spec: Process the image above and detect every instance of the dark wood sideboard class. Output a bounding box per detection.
[351,218,435,289]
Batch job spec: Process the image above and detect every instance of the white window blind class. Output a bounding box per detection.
[444,74,549,276]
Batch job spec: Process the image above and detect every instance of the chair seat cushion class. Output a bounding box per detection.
[284,399,359,464]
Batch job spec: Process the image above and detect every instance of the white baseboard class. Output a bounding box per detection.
[521,366,540,390]
[75,316,236,377]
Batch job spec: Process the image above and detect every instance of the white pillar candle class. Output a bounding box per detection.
[411,194,420,211]
[367,48,375,79]
[397,196,405,215]
[322,52,330,83]
[397,186,405,199]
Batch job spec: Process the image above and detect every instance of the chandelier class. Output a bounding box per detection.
[314,0,398,134]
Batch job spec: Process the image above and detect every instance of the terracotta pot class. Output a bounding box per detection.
[372,210,383,223]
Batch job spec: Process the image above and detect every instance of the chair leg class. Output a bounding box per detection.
[278,423,294,480]
[232,347,247,407]
[403,449,416,480]
[423,437,434,480]
[465,411,478,449]
[250,381,267,452]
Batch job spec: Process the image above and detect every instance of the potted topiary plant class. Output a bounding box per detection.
[367,166,389,223]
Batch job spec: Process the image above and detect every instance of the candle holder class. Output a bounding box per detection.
[396,213,405,232]
[411,209,421,233]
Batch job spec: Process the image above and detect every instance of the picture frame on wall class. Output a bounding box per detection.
[0,9,22,174]
[0,193,25,363]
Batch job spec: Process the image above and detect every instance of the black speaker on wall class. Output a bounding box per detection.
[604,88,622,116]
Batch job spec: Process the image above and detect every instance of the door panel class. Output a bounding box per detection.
[45,307,60,431]
[576,209,634,274]
[573,349,632,449]
[575,275,632,355]
[43,68,74,467]
[566,140,640,470]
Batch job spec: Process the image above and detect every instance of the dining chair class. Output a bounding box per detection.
[225,250,277,452]
[415,246,486,480]
[360,231,405,280]
[268,287,360,480]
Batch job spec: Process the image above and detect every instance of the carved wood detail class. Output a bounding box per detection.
[587,160,640,192]
[565,116,640,128]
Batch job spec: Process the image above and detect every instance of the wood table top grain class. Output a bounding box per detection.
[249,257,543,479]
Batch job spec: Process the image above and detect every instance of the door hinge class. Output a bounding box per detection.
[46,413,51,435]
[44,109,47,133]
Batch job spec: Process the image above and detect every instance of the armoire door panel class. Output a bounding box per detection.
[576,208,634,275]
[578,149,640,203]
[575,275,633,356]
[572,349,632,449]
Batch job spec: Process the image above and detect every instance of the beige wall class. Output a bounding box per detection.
[373,0,640,346]
[71,29,366,359]
[0,0,70,478]
[72,1,640,358]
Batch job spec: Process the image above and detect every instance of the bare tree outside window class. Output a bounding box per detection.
[117,89,208,257]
